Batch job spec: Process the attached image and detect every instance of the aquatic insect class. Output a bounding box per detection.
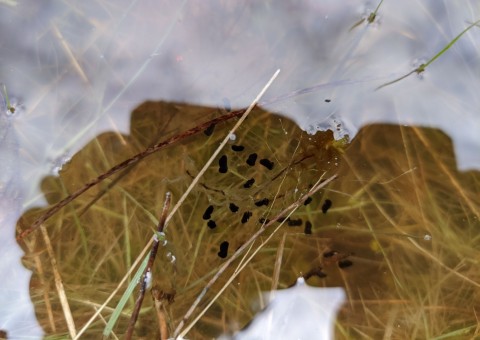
[218,155,228,173]
[231,145,245,152]
[259,158,274,170]
[203,205,214,220]
[187,107,345,262]
[246,153,257,166]
[322,199,332,213]
[217,241,229,258]
[243,178,255,188]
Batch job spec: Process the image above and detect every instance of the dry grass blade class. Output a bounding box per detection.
[271,232,287,292]
[51,23,89,83]
[40,224,77,338]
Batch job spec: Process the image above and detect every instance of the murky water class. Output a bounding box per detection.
[1,1,480,339]
[17,102,480,339]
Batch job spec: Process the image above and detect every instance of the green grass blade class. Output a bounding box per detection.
[377,18,480,90]
[103,254,149,337]
[423,19,480,68]
[349,0,385,31]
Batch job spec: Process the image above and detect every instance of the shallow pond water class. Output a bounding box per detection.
[1,1,479,339]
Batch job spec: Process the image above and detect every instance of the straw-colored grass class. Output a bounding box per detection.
[19,104,480,338]
[19,98,343,338]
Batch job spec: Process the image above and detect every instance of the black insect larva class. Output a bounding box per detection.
[243,178,255,188]
[203,205,214,220]
[207,220,217,229]
[246,153,257,166]
[254,198,269,207]
[304,197,313,206]
[338,259,353,269]
[321,199,332,213]
[304,221,312,234]
[259,158,274,170]
[231,145,245,152]
[287,218,303,227]
[241,211,252,224]
[204,123,215,136]
[229,203,239,213]
[218,241,229,258]
[219,155,228,173]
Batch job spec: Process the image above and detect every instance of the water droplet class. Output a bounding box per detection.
[166,252,176,263]
[306,125,315,135]
[154,231,166,244]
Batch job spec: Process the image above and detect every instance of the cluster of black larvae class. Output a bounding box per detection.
[201,122,336,260]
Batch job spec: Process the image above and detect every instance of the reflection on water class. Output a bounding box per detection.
[1,0,479,338]
[16,101,480,339]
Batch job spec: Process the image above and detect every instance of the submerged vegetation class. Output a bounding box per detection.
[11,5,480,339]
[17,99,480,339]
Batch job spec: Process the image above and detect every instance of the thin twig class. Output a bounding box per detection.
[173,173,338,338]
[125,192,172,340]
[18,107,245,241]
[152,288,175,340]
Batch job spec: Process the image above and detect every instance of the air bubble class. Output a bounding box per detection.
[50,152,72,175]
[166,252,176,263]
[229,133,236,141]
[2,94,24,117]
[155,231,166,242]
[145,270,152,288]
[424,234,432,241]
